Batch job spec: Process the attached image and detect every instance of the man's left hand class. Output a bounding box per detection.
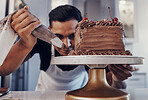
[108,64,133,81]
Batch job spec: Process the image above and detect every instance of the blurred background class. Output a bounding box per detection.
[0,0,148,91]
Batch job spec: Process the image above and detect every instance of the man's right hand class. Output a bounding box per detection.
[11,6,41,49]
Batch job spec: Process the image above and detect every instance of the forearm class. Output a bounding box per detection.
[0,6,40,76]
[0,39,33,76]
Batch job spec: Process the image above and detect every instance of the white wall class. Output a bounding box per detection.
[132,0,148,87]
[0,0,6,20]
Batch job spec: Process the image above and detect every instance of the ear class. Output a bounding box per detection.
[48,26,51,30]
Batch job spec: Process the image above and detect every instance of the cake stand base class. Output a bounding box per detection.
[65,68,130,100]
[51,55,143,100]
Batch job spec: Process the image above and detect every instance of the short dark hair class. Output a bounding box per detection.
[49,5,82,28]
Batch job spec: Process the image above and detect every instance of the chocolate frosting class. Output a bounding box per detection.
[76,19,123,29]
[69,19,132,56]
[68,50,132,56]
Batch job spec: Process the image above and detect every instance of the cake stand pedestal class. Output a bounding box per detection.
[51,55,144,100]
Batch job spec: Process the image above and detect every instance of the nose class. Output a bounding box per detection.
[63,37,71,48]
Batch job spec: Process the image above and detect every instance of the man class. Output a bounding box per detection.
[0,5,133,90]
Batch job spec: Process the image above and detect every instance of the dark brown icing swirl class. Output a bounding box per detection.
[68,50,132,56]
[71,18,132,56]
[77,19,123,29]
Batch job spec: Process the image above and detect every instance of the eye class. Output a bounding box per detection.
[69,33,74,40]
[55,34,64,39]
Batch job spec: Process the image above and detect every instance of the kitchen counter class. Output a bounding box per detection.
[1,88,148,100]
[1,90,67,100]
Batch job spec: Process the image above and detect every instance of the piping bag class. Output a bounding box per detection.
[32,24,64,48]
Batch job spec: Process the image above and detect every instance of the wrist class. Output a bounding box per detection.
[17,39,36,50]
[18,38,37,50]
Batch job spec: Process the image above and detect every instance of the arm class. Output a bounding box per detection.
[0,40,33,76]
[106,64,133,89]
[0,6,40,76]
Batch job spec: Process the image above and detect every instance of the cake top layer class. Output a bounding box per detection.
[76,19,123,30]
[75,19,125,50]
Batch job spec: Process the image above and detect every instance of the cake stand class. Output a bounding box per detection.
[51,55,144,100]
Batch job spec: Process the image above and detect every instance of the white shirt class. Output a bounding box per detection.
[35,64,88,91]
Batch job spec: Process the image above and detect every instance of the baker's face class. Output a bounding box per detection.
[50,19,78,56]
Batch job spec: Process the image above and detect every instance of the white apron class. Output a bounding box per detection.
[35,64,88,91]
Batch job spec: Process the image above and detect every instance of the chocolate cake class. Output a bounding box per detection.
[69,19,132,56]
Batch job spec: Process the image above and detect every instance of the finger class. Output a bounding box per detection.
[109,65,132,81]
[109,64,128,73]
[113,64,129,72]
[59,50,69,55]
[11,11,34,29]
[25,20,41,33]
[55,49,68,56]
[54,46,69,52]
[13,16,38,32]
[113,65,132,77]
[61,52,68,56]
[123,65,134,71]
[110,68,128,81]
[109,66,125,81]
[19,21,40,37]
[12,8,29,20]
[112,64,133,74]
[121,64,133,72]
